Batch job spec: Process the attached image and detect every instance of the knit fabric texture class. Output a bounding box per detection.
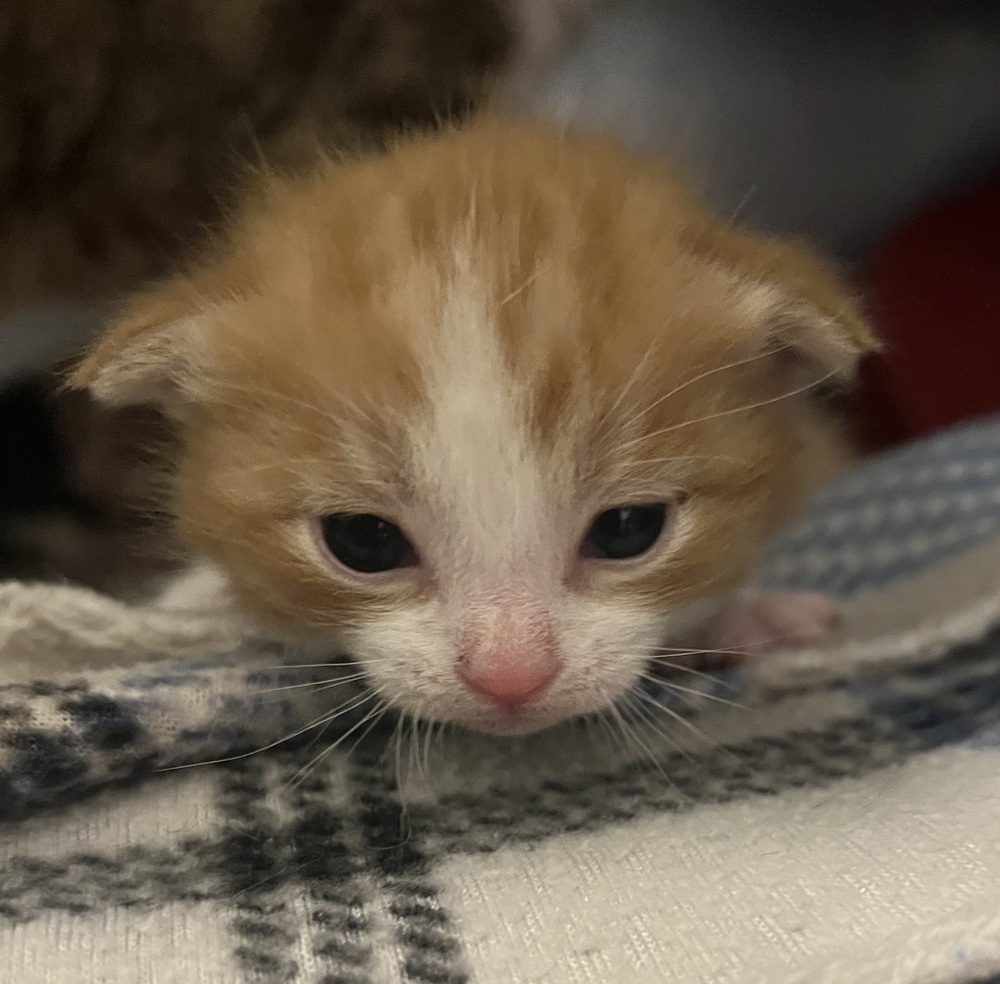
[3,417,1000,984]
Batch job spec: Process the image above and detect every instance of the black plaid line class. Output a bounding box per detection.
[0,685,988,979]
[0,686,152,819]
[0,725,904,961]
[215,759,338,983]
[279,767,377,984]
[351,751,467,984]
[0,842,220,923]
[855,640,1000,749]
[208,745,468,984]
[403,715,918,856]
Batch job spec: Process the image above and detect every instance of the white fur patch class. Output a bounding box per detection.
[409,242,558,579]
[354,593,665,735]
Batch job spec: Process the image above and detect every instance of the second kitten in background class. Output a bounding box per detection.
[0,0,595,317]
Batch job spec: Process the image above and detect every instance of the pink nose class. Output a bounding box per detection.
[457,649,561,710]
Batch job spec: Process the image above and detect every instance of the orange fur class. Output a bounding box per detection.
[71,118,877,734]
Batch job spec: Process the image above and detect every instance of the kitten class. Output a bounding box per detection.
[70,118,876,736]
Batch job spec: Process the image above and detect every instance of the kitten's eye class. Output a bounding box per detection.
[582,505,667,560]
[320,514,418,573]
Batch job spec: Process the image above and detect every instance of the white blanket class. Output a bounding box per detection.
[3,417,1000,984]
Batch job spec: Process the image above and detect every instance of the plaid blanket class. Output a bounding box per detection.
[3,417,1000,984]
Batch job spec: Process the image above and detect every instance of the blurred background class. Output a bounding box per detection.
[2,0,999,581]
[535,0,1000,263]
[527,0,1000,450]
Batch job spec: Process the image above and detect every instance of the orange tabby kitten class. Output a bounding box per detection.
[71,119,876,736]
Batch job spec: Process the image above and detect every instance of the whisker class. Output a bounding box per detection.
[621,696,697,764]
[597,345,657,429]
[420,715,439,785]
[619,699,697,790]
[158,689,378,772]
[617,345,792,434]
[291,672,372,756]
[209,365,384,432]
[205,376,400,461]
[653,644,750,657]
[409,708,424,785]
[252,672,367,694]
[309,676,370,696]
[610,703,673,783]
[284,687,379,757]
[287,700,388,789]
[230,456,390,484]
[349,704,392,759]
[499,264,543,306]
[257,659,363,671]
[424,719,444,783]
[728,182,758,223]
[631,688,722,752]
[619,368,838,450]
[608,704,638,757]
[628,452,744,469]
[640,662,743,691]
[654,680,746,709]
[595,710,631,761]
[392,712,407,801]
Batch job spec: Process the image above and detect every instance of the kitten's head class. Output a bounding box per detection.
[72,120,875,735]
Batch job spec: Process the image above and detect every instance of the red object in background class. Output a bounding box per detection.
[855,175,1000,450]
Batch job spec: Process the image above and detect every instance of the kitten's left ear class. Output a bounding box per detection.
[68,281,212,415]
[697,225,880,382]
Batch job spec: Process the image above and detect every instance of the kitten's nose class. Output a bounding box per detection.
[458,658,560,711]
[457,613,562,710]
[458,652,561,710]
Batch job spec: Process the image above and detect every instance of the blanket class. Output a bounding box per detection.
[3,416,1000,984]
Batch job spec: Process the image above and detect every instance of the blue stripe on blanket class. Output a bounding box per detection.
[758,415,1000,596]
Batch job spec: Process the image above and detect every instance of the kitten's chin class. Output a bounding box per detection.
[383,698,566,737]
[401,690,628,738]
[458,711,564,738]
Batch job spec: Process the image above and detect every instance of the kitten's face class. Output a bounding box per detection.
[74,121,874,735]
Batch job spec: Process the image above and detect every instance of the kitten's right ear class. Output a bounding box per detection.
[68,283,210,414]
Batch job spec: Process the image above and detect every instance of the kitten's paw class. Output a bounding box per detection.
[710,590,839,655]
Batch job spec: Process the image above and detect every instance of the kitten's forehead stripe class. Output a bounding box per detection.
[410,240,555,574]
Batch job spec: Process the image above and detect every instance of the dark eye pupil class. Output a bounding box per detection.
[583,505,667,560]
[320,514,417,573]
